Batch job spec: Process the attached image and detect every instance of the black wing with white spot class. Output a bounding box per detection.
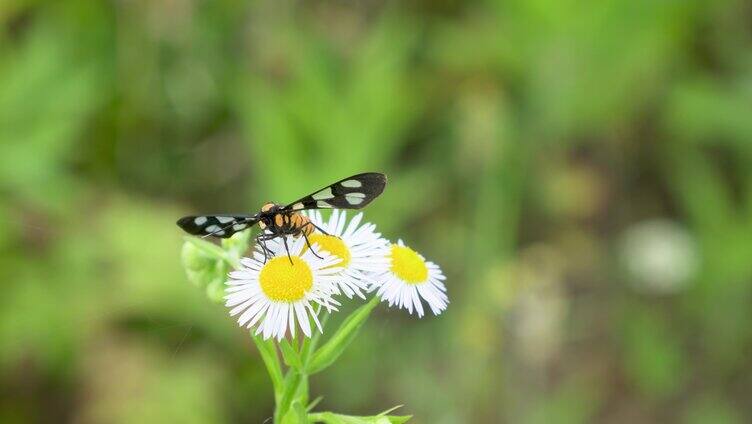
[176,214,257,238]
[283,172,387,211]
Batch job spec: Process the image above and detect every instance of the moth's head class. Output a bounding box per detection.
[260,202,282,212]
[258,202,281,226]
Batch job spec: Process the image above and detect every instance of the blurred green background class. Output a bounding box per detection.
[2,0,752,422]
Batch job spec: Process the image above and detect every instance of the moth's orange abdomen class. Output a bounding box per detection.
[290,213,313,237]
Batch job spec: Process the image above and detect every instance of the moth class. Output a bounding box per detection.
[177,172,387,261]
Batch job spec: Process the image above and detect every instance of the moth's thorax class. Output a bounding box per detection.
[260,202,282,213]
[256,204,313,237]
[258,202,280,230]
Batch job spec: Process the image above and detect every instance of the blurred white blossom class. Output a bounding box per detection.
[619,219,698,294]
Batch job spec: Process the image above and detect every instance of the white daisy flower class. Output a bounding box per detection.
[225,236,342,341]
[374,239,448,317]
[304,210,390,299]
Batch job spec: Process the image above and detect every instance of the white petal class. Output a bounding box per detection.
[306,302,323,333]
[327,210,339,232]
[288,304,296,338]
[295,303,311,337]
[335,210,347,235]
[411,285,424,318]
[246,302,270,329]
[342,212,363,239]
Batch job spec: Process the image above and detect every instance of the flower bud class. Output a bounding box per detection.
[181,241,214,272]
[181,241,227,290]
[206,276,227,304]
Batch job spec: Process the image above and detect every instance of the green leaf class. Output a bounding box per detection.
[250,332,283,397]
[377,406,404,416]
[308,412,411,424]
[382,416,412,424]
[308,297,379,374]
[280,339,303,370]
[307,396,324,412]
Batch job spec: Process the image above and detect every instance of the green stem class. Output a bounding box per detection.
[251,332,284,398]
[274,328,321,423]
[275,368,304,423]
[295,374,309,411]
[302,311,330,367]
[263,309,358,422]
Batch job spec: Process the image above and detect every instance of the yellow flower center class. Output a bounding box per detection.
[390,244,428,284]
[259,256,313,302]
[307,234,351,267]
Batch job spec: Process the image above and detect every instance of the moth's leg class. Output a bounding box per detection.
[259,237,269,264]
[308,221,331,236]
[282,236,293,265]
[256,235,274,264]
[302,229,324,260]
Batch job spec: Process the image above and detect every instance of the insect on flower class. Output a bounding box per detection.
[177,172,387,262]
